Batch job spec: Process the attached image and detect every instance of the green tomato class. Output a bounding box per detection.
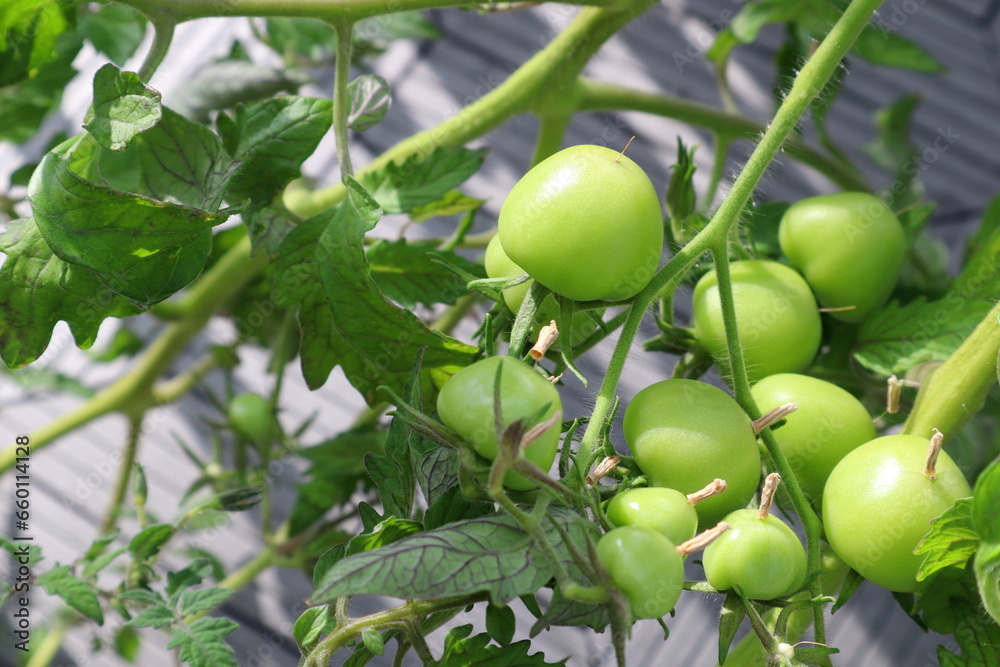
[779,192,905,323]
[623,379,759,528]
[227,393,275,443]
[605,487,698,546]
[596,526,684,619]
[822,434,972,593]
[498,144,663,302]
[703,508,807,599]
[751,373,876,502]
[484,235,599,346]
[692,259,822,383]
[436,356,562,491]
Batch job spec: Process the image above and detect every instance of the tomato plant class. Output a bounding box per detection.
[2,0,1000,666]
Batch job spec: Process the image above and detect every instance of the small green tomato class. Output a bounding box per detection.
[605,479,727,546]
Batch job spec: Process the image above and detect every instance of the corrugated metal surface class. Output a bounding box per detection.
[1,1,996,665]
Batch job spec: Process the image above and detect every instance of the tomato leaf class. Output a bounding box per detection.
[310,177,476,401]
[831,567,865,613]
[178,588,234,617]
[293,606,336,654]
[27,131,232,307]
[409,189,484,223]
[37,565,104,624]
[0,31,80,142]
[78,3,146,66]
[530,588,609,636]
[0,217,141,368]
[166,617,239,667]
[290,428,384,535]
[423,486,493,531]
[486,602,516,647]
[345,517,423,556]
[439,624,565,666]
[367,239,484,308]
[853,26,944,73]
[361,147,488,214]
[0,0,74,87]
[415,440,460,508]
[718,591,746,665]
[974,457,1000,626]
[936,599,1000,666]
[312,510,595,605]
[125,604,176,629]
[347,74,391,131]
[173,60,309,120]
[853,295,995,377]
[84,64,162,152]
[915,497,978,581]
[365,353,422,520]
[129,524,175,562]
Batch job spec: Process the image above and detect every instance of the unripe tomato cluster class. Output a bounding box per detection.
[435,145,973,621]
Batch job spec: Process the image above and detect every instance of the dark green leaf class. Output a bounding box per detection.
[423,486,493,531]
[439,624,565,666]
[347,74,391,131]
[360,147,487,214]
[665,137,697,228]
[114,625,142,660]
[78,3,146,66]
[216,486,263,511]
[853,26,944,73]
[854,296,996,377]
[936,599,1000,666]
[409,190,484,223]
[865,94,921,173]
[173,60,309,121]
[167,558,215,601]
[313,545,347,591]
[81,546,126,579]
[84,64,162,152]
[28,134,229,307]
[415,439,459,507]
[126,604,176,629]
[296,291,339,390]
[37,565,104,624]
[367,240,483,308]
[916,498,978,581]
[136,107,242,210]
[916,566,978,634]
[361,628,385,656]
[313,177,476,401]
[792,646,841,663]
[129,524,175,562]
[0,217,141,368]
[167,617,239,667]
[218,96,332,208]
[271,215,328,309]
[242,204,296,258]
[719,591,746,665]
[178,588,234,616]
[365,352,423,519]
[530,587,609,637]
[728,0,802,44]
[313,510,594,605]
[346,517,423,556]
[0,0,74,87]
[832,568,865,613]
[974,458,1000,546]
[293,606,336,653]
[290,428,384,535]
[486,603,516,647]
[0,33,80,143]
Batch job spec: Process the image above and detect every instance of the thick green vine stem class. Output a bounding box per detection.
[137,19,176,82]
[574,0,886,480]
[903,302,1000,440]
[332,19,355,179]
[304,594,488,666]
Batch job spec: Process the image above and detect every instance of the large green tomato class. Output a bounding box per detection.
[605,488,698,546]
[779,192,905,323]
[623,379,759,528]
[751,373,876,502]
[483,235,598,346]
[822,435,972,593]
[596,526,684,619]
[497,144,663,302]
[436,356,562,491]
[692,260,822,383]
[703,508,806,600]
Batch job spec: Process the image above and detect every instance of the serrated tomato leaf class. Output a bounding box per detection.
[361,147,487,214]
[167,617,239,667]
[347,74,391,132]
[409,189,484,223]
[173,60,309,121]
[84,64,162,152]
[936,599,1000,666]
[218,96,332,208]
[178,588,234,617]
[129,524,175,562]
[916,497,978,581]
[853,296,995,377]
[853,26,944,73]
[27,134,231,307]
[313,176,476,401]
[530,588,609,637]
[0,217,142,368]
[313,510,594,605]
[439,624,565,666]
[37,565,104,624]
[367,240,484,308]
